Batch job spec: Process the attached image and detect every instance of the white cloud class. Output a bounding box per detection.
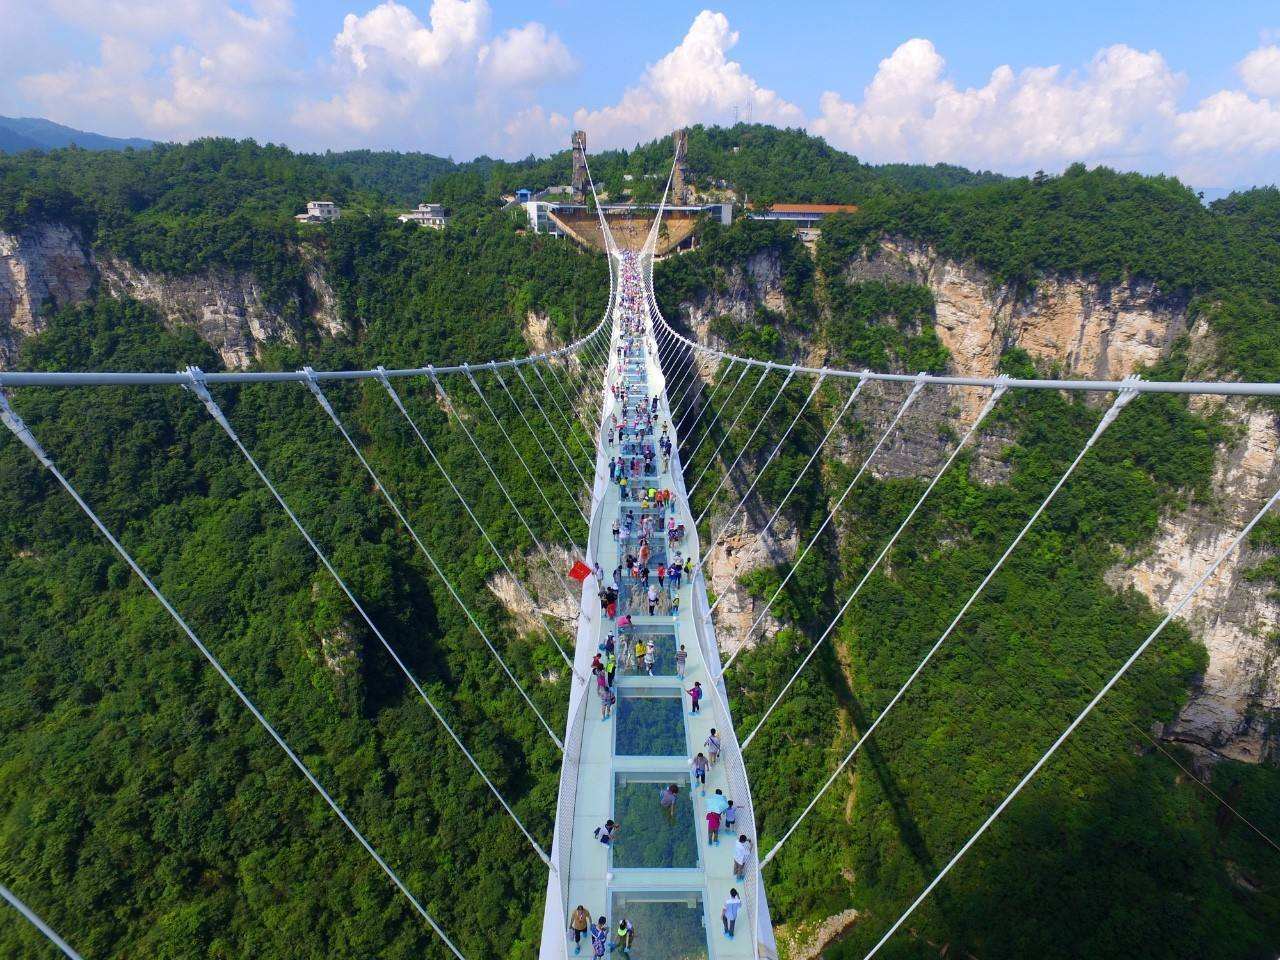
[295,0,576,155]
[334,0,485,73]
[479,22,576,90]
[17,0,299,140]
[6,3,1280,183]
[1239,44,1280,98]
[573,10,804,149]
[813,39,1183,172]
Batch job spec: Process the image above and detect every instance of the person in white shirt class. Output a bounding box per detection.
[732,834,752,882]
[721,889,742,938]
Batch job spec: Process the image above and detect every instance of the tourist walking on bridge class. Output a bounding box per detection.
[733,834,752,882]
[659,783,679,822]
[591,917,609,957]
[687,680,702,714]
[721,890,742,939]
[570,905,591,954]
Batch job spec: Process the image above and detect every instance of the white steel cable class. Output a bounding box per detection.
[0,884,83,960]
[492,367,590,527]
[530,360,596,470]
[740,382,1008,747]
[726,375,930,659]
[695,369,802,527]
[465,365,586,552]
[677,356,734,436]
[861,462,1280,960]
[712,377,866,623]
[759,381,1140,866]
[698,372,826,559]
[512,364,592,491]
[430,371,583,619]
[309,367,574,689]
[680,359,745,444]
[180,368,555,862]
[0,391,469,958]
[682,362,753,471]
[379,369,577,667]
[664,339,700,416]
[688,365,773,497]
[556,342,606,437]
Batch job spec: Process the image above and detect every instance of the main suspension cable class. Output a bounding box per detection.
[0,390,469,957]
[726,375,930,660]
[760,381,1139,866]
[711,375,866,621]
[0,883,83,960]
[740,382,1008,746]
[860,464,1280,959]
[181,368,554,863]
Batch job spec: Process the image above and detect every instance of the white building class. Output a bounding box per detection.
[397,203,448,229]
[524,200,564,236]
[295,200,340,223]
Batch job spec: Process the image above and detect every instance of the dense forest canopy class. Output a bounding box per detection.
[0,130,1278,959]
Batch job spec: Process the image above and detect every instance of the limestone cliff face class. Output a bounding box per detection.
[0,223,96,366]
[843,237,1189,421]
[680,250,787,350]
[672,239,1280,765]
[1111,370,1280,764]
[0,222,342,370]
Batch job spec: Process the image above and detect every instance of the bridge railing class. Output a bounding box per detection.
[640,245,777,958]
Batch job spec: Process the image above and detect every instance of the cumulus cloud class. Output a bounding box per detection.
[295,0,576,155]
[1239,44,1280,98]
[573,10,803,149]
[17,0,299,140]
[813,39,1183,171]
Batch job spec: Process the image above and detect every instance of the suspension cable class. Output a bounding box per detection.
[713,376,866,621]
[307,367,574,699]
[0,883,83,960]
[740,382,1008,746]
[530,360,596,470]
[680,359,745,446]
[492,367,589,525]
[693,367,799,517]
[727,374,930,657]
[376,369,576,668]
[759,381,1139,866]
[684,360,752,462]
[431,371,582,618]
[696,369,815,530]
[688,365,773,497]
[677,356,733,436]
[181,368,554,863]
[0,390,470,957]
[466,364,586,553]
[512,364,592,490]
[860,467,1280,959]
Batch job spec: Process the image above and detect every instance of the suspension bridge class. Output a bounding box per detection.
[1,141,1279,960]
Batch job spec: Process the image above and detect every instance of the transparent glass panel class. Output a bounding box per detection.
[612,773,698,868]
[615,689,685,756]
[619,628,677,676]
[610,890,707,960]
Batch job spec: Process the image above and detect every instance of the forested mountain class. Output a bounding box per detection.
[1,132,1278,959]
[0,116,153,155]
[315,125,1004,208]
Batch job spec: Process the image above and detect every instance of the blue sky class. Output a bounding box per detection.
[2,0,1278,187]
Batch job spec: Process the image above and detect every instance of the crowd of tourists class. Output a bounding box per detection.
[574,252,748,955]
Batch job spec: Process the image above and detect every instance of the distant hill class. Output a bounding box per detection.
[0,116,152,154]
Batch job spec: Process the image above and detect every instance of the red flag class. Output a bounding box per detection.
[568,560,592,582]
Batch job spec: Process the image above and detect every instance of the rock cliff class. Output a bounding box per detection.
[671,237,1279,765]
[0,222,342,370]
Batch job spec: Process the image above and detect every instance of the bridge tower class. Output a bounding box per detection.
[672,128,692,204]
[571,131,589,204]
